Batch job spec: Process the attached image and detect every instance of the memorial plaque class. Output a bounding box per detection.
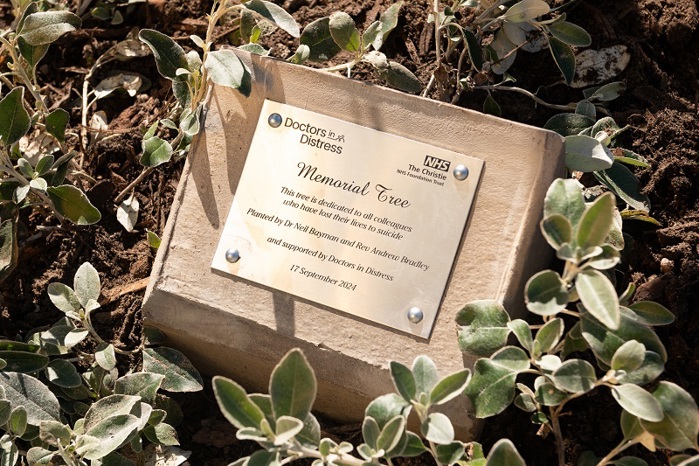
[143,50,565,436]
[211,100,483,337]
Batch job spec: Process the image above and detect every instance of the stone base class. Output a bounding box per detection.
[142,50,564,439]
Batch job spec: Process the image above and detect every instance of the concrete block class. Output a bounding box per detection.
[142,50,565,439]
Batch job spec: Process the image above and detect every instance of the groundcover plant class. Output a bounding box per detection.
[0,0,697,464]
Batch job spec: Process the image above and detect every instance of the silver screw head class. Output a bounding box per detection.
[225,248,241,263]
[453,164,469,180]
[407,307,424,323]
[268,113,282,128]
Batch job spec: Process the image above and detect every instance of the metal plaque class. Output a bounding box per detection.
[212,100,483,337]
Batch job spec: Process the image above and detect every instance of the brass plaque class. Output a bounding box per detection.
[212,100,483,337]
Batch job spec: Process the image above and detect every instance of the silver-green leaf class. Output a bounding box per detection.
[377,61,421,94]
[594,162,650,212]
[78,414,140,460]
[140,136,173,168]
[581,309,667,366]
[213,376,265,429]
[0,372,60,424]
[46,359,82,388]
[486,439,526,466]
[549,36,575,84]
[47,185,101,225]
[547,21,591,47]
[628,301,675,326]
[503,0,550,23]
[329,12,360,53]
[204,50,252,97]
[299,17,341,62]
[19,11,81,46]
[534,318,565,357]
[421,412,454,445]
[244,0,300,38]
[115,372,165,404]
[612,384,663,422]
[74,262,100,307]
[641,382,699,451]
[576,268,620,330]
[457,300,511,356]
[430,369,471,405]
[525,270,569,316]
[138,29,188,80]
[612,340,646,372]
[412,355,439,396]
[0,88,31,147]
[84,394,141,431]
[564,135,614,172]
[143,347,203,392]
[270,349,316,420]
[389,361,416,402]
[544,178,586,226]
[551,359,597,394]
[464,359,517,418]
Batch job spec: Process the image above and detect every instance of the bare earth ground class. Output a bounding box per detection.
[1,0,698,464]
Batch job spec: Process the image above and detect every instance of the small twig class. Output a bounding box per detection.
[100,277,150,305]
[114,166,155,204]
[422,74,436,97]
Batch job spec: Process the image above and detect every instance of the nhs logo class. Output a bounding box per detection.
[423,155,451,172]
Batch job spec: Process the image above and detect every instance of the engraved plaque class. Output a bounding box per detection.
[212,100,483,337]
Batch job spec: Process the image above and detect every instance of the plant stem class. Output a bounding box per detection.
[433,0,441,67]
[476,0,510,22]
[285,443,365,466]
[0,36,45,112]
[422,74,436,97]
[324,57,362,73]
[84,310,141,355]
[114,166,155,204]
[549,407,566,466]
[422,0,443,98]
[474,84,577,112]
[559,309,581,318]
[0,162,65,223]
[114,130,184,204]
[451,44,470,104]
[192,1,244,110]
[595,439,638,466]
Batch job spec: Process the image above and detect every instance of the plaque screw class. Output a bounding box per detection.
[268,113,282,128]
[407,307,424,324]
[453,165,469,180]
[225,248,241,263]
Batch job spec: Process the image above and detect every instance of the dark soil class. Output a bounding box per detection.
[2,0,698,464]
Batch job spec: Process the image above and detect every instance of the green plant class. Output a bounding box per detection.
[543,91,658,225]
[420,0,591,105]
[0,2,101,281]
[458,178,698,465]
[213,348,528,466]
[112,0,284,229]
[0,262,203,465]
[212,178,698,466]
[112,0,418,230]
[83,0,146,25]
[284,2,421,94]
